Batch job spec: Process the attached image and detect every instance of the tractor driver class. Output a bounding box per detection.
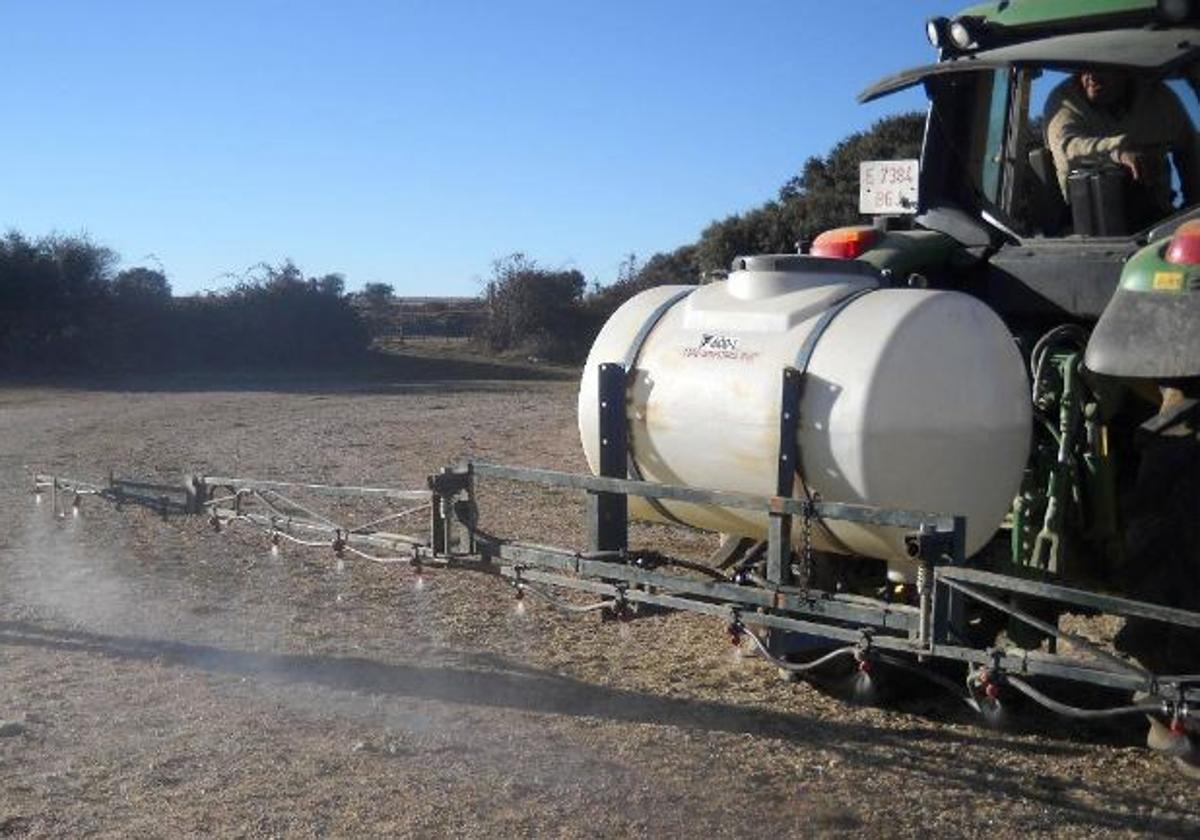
[1044,68,1200,228]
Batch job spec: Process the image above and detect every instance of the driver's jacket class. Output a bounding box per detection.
[1044,76,1200,215]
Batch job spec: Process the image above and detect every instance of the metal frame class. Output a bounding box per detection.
[29,359,1200,724]
[434,461,1200,706]
[37,460,1200,712]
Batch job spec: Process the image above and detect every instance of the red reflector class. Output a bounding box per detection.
[810,226,879,260]
[1166,219,1200,265]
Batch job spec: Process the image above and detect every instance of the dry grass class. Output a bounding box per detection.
[0,373,1197,838]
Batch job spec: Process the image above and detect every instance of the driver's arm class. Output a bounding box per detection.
[1045,91,1126,192]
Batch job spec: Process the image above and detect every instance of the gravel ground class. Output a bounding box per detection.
[0,368,1197,839]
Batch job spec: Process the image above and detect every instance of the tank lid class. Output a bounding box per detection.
[731,254,882,280]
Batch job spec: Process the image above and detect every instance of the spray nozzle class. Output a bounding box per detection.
[726,619,744,647]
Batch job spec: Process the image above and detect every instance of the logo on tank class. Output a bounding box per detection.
[683,333,759,362]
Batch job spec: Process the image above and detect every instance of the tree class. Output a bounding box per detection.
[480,253,588,361]
[0,231,117,368]
[695,112,925,272]
[112,267,171,300]
[361,282,394,306]
[695,203,795,274]
[311,273,345,297]
[635,246,699,289]
[590,245,700,313]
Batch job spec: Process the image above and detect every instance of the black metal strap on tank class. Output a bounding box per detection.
[621,287,697,373]
[791,285,880,554]
[622,287,698,528]
[793,285,878,372]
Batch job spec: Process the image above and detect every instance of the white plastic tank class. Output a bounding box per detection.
[579,255,1031,580]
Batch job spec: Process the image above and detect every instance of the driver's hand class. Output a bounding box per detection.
[1116,150,1145,182]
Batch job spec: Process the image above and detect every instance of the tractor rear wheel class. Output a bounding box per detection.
[1114,394,1200,675]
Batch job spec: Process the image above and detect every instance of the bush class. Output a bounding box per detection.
[0,231,116,369]
[0,235,369,374]
[480,254,591,362]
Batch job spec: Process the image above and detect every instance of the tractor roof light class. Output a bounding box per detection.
[926,17,949,49]
[811,226,880,260]
[1165,219,1200,264]
[1158,0,1195,23]
[948,16,983,51]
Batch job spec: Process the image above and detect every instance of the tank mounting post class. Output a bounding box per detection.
[929,515,968,647]
[587,362,629,553]
[183,473,209,515]
[768,366,813,658]
[429,466,472,556]
[768,367,802,587]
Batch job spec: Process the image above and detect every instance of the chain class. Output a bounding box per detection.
[799,493,817,593]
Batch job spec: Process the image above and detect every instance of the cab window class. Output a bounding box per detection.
[1010,66,1200,238]
[924,69,1012,212]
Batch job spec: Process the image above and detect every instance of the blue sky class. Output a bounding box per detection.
[1,1,964,295]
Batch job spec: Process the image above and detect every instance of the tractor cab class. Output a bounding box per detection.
[858,1,1200,378]
[865,14,1200,237]
[843,1,1200,626]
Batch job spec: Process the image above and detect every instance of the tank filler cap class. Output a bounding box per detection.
[726,254,880,301]
[730,254,879,277]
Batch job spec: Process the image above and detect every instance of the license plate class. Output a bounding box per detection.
[859,160,920,215]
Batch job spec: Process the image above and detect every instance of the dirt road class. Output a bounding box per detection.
[0,375,1196,838]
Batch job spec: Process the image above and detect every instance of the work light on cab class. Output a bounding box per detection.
[926,17,948,48]
[810,226,879,260]
[947,16,984,50]
[1165,219,1200,265]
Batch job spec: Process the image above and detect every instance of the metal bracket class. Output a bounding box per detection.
[767,367,801,587]
[587,363,628,553]
[428,467,472,497]
[767,367,808,656]
[928,517,967,646]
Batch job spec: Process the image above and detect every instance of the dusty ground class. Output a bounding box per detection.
[0,362,1197,838]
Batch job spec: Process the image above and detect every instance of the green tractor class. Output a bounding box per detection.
[832,0,1200,672]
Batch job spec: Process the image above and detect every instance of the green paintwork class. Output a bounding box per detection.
[857,229,963,276]
[1118,237,1200,292]
[1010,346,1123,583]
[956,0,1156,28]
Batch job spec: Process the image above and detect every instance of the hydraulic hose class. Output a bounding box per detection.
[1004,675,1165,720]
[518,580,615,615]
[739,627,858,673]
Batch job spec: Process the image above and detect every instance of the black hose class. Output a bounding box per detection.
[517,581,614,615]
[645,555,731,582]
[581,550,735,584]
[874,652,983,714]
[1004,675,1164,720]
[740,628,858,673]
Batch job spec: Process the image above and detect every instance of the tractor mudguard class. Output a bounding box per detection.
[1084,287,1200,379]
